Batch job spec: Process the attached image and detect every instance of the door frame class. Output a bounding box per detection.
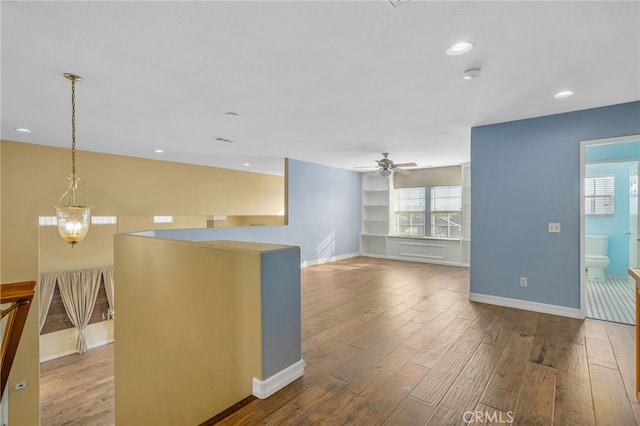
[580,134,640,319]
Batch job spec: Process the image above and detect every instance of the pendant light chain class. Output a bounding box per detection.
[71,77,77,178]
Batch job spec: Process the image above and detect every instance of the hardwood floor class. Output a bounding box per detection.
[40,257,638,425]
[40,343,114,425]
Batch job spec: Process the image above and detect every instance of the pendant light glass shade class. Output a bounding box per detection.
[55,177,92,245]
[54,73,93,246]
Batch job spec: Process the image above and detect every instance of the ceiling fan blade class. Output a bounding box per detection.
[354,166,378,169]
[392,162,417,168]
[393,167,410,175]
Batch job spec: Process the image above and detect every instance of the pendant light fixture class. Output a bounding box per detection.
[54,73,93,246]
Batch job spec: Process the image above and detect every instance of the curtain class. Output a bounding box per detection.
[57,269,101,353]
[102,266,115,311]
[38,273,59,332]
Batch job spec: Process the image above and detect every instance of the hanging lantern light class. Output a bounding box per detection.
[54,73,93,246]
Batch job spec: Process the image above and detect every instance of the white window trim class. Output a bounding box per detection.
[584,175,614,216]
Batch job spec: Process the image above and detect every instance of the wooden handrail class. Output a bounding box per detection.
[1,281,36,400]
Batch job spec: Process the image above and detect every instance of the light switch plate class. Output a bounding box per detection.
[548,223,561,233]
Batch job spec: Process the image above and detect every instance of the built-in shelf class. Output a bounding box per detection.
[360,164,471,267]
[360,234,387,256]
[361,174,390,256]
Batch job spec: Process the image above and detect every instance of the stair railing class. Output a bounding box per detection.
[1,281,36,400]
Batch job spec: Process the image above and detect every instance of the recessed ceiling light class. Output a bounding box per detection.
[553,90,574,99]
[243,163,250,167]
[154,149,164,153]
[446,41,474,56]
[15,127,31,133]
[462,68,481,80]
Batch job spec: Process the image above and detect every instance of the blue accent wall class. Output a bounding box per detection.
[471,101,640,309]
[154,158,362,264]
[585,162,635,276]
[260,247,301,378]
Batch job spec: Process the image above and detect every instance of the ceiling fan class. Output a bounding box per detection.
[357,153,417,176]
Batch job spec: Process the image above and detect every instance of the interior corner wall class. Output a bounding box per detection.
[154,158,363,264]
[470,101,640,309]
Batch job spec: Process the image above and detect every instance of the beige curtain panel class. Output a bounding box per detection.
[102,266,115,311]
[38,273,59,332]
[57,269,102,353]
[39,265,115,352]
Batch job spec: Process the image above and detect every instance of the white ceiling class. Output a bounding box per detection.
[2,1,639,176]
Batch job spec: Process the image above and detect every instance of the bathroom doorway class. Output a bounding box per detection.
[581,135,639,325]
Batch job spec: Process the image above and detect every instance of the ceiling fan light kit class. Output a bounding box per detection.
[355,152,417,176]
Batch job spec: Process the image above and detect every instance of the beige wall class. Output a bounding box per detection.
[1,140,284,425]
[226,215,285,227]
[114,235,263,425]
[117,215,208,233]
[2,140,284,282]
[39,321,114,362]
[39,224,117,274]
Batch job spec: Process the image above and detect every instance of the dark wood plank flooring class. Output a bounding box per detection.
[39,257,639,425]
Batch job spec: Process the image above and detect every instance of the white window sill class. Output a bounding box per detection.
[387,235,461,242]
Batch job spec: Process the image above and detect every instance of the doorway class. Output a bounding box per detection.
[581,135,640,325]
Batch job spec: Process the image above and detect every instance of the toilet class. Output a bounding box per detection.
[585,235,610,281]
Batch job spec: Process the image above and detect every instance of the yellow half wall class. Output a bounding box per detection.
[114,235,265,425]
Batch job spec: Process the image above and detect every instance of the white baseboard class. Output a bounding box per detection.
[362,252,469,268]
[252,359,305,399]
[359,252,388,259]
[302,252,359,268]
[39,338,114,362]
[469,293,582,319]
[40,349,77,363]
[386,255,469,268]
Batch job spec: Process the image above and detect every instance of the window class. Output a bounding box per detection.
[39,216,58,226]
[585,176,614,215]
[91,216,118,225]
[431,186,462,238]
[39,216,118,226]
[396,187,426,236]
[153,215,174,224]
[395,185,462,238]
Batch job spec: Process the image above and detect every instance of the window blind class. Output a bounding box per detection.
[585,176,614,215]
[393,165,462,189]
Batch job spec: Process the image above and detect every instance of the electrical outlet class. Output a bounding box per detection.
[520,277,527,287]
[548,223,561,233]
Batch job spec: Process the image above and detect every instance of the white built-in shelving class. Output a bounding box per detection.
[360,173,390,257]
